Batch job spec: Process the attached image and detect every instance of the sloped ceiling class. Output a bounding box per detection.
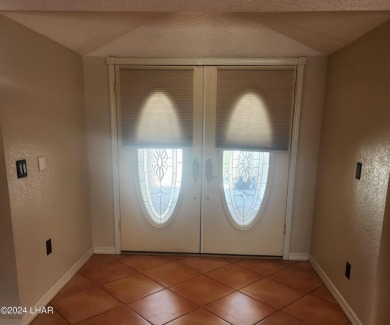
[1,0,390,12]
[1,1,390,57]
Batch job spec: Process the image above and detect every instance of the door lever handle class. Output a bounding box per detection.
[192,159,200,182]
[206,159,217,182]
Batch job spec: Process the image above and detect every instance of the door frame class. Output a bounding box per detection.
[107,57,306,259]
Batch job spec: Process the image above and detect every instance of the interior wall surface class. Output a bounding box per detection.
[0,123,20,320]
[311,20,390,325]
[289,56,327,257]
[83,56,115,250]
[371,176,390,325]
[0,14,92,309]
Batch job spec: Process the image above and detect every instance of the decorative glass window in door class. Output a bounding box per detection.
[222,150,271,229]
[138,148,183,227]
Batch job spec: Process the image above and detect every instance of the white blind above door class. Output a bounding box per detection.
[216,67,296,151]
[118,67,194,147]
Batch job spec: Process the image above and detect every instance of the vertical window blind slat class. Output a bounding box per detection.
[119,68,194,147]
[216,68,296,151]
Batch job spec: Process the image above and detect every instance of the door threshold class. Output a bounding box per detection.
[121,250,283,260]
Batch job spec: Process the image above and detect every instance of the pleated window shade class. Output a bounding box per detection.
[216,68,296,151]
[119,68,194,147]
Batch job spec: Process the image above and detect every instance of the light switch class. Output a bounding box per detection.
[38,156,47,171]
[16,159,27,178]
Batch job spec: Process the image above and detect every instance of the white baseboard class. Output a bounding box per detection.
[309,255,362,325]
[21,248,93,325]
[288,252,309,261]
[0,319,22,325]
[93,247,116,254]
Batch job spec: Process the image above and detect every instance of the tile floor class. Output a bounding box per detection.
[31,254,351,325]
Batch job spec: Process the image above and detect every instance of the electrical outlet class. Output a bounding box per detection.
[46,239,52,255]
[345,261,351,279]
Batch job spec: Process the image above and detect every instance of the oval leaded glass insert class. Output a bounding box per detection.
[222,150,271,229]
[138,148,182,227]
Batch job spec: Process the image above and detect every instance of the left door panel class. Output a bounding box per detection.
[117,66,203,253]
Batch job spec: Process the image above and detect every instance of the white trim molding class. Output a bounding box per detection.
[107,56,306,257]
[283,57,306,260]
[289,252,309,261]
[309,255,362,325]
[107,57,301,67]
[21,249,93,325]
[93,247,116,254]
[108,63,121,255]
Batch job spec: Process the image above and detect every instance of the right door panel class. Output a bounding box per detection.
[202,66,296,256]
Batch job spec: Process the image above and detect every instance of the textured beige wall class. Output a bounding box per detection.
[371,176,390,324]
[83,56,115,249]
[311,20,390,324]
[0,123,20,319]
[0,15,92,309]
[84,56,326,256]
[290,56,327,256]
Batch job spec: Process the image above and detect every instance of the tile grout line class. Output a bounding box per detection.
[119,256,310,317]
[162,307,233,325]
[40,254,347,325]
[71,305,152,325]
[141,256,344,324]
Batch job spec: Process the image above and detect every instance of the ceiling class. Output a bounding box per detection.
[1,0,390,12]
[1,1,390,57]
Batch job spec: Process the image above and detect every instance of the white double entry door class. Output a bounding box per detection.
[117,65,296,256]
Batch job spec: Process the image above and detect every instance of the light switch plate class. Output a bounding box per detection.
[38,156,47,171]
[16,159,27,178]
[355,162,362,180]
